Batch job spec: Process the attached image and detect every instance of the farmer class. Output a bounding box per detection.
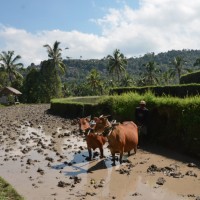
[135,100,149,145]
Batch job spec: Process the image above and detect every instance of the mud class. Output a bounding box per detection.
[0,104,200,200]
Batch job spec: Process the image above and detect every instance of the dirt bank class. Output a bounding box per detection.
[0,104,199,200]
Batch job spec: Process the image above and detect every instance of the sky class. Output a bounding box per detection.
[0,0,200,66]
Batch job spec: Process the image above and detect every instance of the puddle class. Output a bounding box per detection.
[0,125,199,200]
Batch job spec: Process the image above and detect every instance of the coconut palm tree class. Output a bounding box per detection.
[171,56,189,84]
[43,41,66,74]
[107,49,127,83]
[194,58,200,67]
[120,72,135,87]
[0,51,23,85]
[160,69,175,85]
[142,61,160,86]
[86,69,102,94]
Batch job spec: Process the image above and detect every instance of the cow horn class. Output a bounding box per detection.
[86,115,91,120]
[111,120,119,126]
[99,114,111,118]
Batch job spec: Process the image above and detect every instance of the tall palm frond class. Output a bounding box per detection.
[86,69,102,94]
[107,49,127,83]
[171,56,188,84]
[142,61,160,86]
[0,50,23,84]
[43,41,66,74]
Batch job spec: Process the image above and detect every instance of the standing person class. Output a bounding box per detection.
[135,100,149,145]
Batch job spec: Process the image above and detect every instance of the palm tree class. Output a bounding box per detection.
[142,61,160,86]
[107,49,127,83]
[0,68,8,88]
[86,69,102,94]
[0,51,23,85]
[43,41,66,74]
[171,56,187,84]
[120,72,135,87]
[161,69,175,85]
[194,58,200,67]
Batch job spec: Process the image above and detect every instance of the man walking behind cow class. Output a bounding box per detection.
[135,100,149,146]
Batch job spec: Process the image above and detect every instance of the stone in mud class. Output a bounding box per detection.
[132,192,142,196]
[86,192,96,196]
[156,177,166,185]
[147,164,161,173]
[37,167,44,175]
[45,157,54,162]
[185,170,197,177]
[188,163,197,168]
[27,158,34,165]
[57,181,70,188]
[170,172,184,178]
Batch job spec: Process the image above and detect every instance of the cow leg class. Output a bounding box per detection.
[111,152,116,166]
[119,152,123,164]
[128,151,131,156]
[86,148,92,161]
[134,145,137,154]
[99,147,104,159]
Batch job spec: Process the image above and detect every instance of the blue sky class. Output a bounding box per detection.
[0,0,200,66]
[0,0,139,34]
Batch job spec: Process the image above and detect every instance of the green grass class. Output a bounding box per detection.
[0,177,24,200]
[51,96,103,105]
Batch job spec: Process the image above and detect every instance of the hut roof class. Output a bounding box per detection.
[0,87,22,96]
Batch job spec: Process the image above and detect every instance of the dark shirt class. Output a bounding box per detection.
[135,107,149,126]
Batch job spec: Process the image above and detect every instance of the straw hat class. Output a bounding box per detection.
[140,100,146,105]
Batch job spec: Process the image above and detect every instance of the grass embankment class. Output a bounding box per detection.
[0,177,24,200]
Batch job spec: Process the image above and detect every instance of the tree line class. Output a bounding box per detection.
[0,41,200,103]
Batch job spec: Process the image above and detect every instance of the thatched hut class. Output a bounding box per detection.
[0,87,22,104]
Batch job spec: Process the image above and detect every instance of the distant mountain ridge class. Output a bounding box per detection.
[63,49,200,81]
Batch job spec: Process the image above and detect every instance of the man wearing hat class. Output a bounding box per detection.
[135,100,149,144]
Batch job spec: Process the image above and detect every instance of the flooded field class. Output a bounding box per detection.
[0,105,200,200]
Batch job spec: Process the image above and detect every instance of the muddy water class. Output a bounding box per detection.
[0,116,200,200]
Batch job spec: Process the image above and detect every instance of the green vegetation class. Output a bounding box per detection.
[180,70,200,84]
[0,48,199,102]
[51,96,101,105]
[50,92,200,157]
[110,83,200,97]
[107,49,127,83]
[0,177,24,200]
[1,47,200,103]
[0,51,23,85]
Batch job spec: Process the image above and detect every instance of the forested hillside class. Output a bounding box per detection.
[1,46,200,103]
[63,49,200,83]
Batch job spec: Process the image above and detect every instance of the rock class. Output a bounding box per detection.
[185,171,197,177]
[156,177,166,185]
[45,157,54,162]
[37,168,44,175]
[57,181,70,188]
[132,192,142,196]
[188,163,197,168]
[27,159,34,165]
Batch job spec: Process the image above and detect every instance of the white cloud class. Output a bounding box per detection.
[1,0,200,66]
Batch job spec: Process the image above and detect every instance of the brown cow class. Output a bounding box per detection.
[93,116,138,165]
[78,117,107,161]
